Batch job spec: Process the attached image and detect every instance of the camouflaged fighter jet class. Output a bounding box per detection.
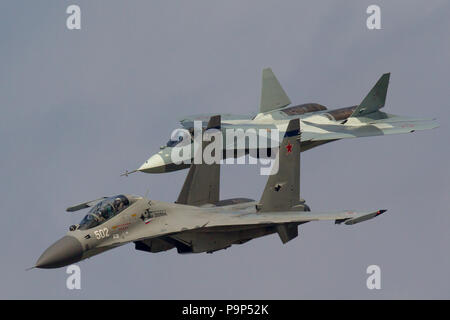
[131,69,438,174]
[34,116,386,269]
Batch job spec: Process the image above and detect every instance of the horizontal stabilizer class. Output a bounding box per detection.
[351,73,390,117]
[301,118,439,142]
[260,68,291,113]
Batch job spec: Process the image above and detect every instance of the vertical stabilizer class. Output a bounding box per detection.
[258,119,303,212]
[259,68,291,113]
[351,73,390,117]
[176,116,221,206]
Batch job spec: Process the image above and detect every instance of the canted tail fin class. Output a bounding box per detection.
[351,73,390,117]
[258,119,304,212]
[176,115,221,206]
[259,68,291,113]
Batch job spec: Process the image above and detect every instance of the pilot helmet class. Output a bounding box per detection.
[114,197,122,207]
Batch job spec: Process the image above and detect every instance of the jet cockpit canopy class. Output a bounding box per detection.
[78,195,130,230]
[166,128,193,147]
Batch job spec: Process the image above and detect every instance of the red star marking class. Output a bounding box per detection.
[286,143,293,153]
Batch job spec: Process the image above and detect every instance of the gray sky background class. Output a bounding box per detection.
[1,1,449,299]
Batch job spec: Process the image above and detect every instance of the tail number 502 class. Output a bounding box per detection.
[94,228,109,239]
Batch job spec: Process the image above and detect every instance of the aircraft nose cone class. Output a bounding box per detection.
[36,236,83,269]
[138,154,166,173]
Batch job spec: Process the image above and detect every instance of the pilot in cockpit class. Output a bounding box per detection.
[98,205,112,222]
[113,197,124,212]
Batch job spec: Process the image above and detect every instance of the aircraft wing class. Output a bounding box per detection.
[204,209,387,227]
[301,117,438,142]
[178,113,254,129]
[124,208,386,253]
[124,208,386,248]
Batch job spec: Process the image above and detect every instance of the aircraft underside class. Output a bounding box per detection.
[134,223,304,254]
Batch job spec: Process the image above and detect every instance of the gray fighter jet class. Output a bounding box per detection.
[34,116,386,269]
[133,69,438,174]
